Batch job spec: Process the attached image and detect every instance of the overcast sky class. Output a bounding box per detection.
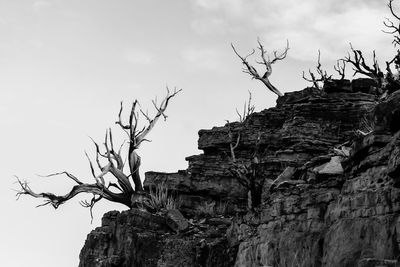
[0,0,396,266]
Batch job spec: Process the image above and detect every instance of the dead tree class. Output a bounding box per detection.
[226,126,263,208]
[231,38,289,97]
[343,43,384,86]
[303,50,332,89]
[383,0,400,85]
[384,0,400,46]
[16,88,182,215]
[236,91,255,123]
[334,59,346,80]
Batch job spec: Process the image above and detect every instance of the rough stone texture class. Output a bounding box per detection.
[165,209,189,232]
[145,82,378,214]
[80,79,400,267]
[229,86,400,267]
[79,209,236,267]
[313,156,344,174]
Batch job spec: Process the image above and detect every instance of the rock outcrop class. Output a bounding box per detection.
[79,209,236,267]
[80,79,400,266]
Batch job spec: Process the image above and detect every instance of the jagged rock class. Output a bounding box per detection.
[334,146,351,157]
[388,136,400,186]
[351,78,379,95]
[165,209,189,232]
[80,83,400,267]
[79,209,237,267]
[313,156,344,174]
[268,166,296,191]
[323,79,352,93]
[145,85,377,213]
[374,90,400,133]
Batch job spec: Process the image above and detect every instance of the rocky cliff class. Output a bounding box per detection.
[79,79,400,266]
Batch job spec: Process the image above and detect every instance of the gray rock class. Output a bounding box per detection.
[313,156,344,174]
[165,209,189,232]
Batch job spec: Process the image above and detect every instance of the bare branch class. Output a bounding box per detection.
[389,0,400,21]
[17,88,182,217]
[302,50,332,89]
[231,43,259,78]
[334,60,346,80]
[134,87,182,147]
[38,171,83,185]
[382,1,400,46]
[232,39,289,97]
[15,176,131,209]
[225,121,240,162]
[224,124,264,208]
[236,91,255,122]
[343,44,384,85]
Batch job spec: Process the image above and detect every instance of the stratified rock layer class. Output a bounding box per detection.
[80,80,400,266]
[146,84,378,213]
[79,209,236,267]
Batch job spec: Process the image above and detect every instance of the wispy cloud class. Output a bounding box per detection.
[191,0,394,61]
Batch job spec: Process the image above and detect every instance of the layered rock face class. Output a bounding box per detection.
[80,79,400,266]
[79,209,236,267]
[146,80,379,214]
[231,84,400,266]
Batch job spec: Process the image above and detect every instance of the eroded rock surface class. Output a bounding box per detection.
[80,80,400,266]
[79,209,236,267]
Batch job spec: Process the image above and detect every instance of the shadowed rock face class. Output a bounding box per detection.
[146,83,378,214]
[80,80,400,267]
[79,209,237,267]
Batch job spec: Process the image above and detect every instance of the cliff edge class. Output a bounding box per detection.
[79,79,400,266]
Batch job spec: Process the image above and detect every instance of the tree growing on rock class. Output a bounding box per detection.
[231,38,289,97]
[343,43,385,87]
[225,95,264,208]
[383,0,400,90]
[15,88,182,216]
[302,50,347,89]
[226,126,263,208]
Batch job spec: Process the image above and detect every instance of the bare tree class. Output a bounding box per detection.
[225,95,263,208]
[236,91,255,123]
[343,43,384,86]
[226,127,263,208]
[383,0,400,81]
[334,59,346,80]
[384,0,400,46]
[16,88,182,216]
[231,38,289,97]
[303,50,332,89]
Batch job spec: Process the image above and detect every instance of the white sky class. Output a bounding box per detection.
[0,0,396,266]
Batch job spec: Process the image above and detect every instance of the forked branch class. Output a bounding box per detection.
[302,50,332,89]
[343,44,384,85]
[383,0,400,46]
[334,60,346,80]
[16,88,182,216]
[231,39,289,97]
[236,91,255,123]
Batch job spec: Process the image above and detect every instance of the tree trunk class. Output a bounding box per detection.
[129,149,143,191]
[258,78,283,97]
